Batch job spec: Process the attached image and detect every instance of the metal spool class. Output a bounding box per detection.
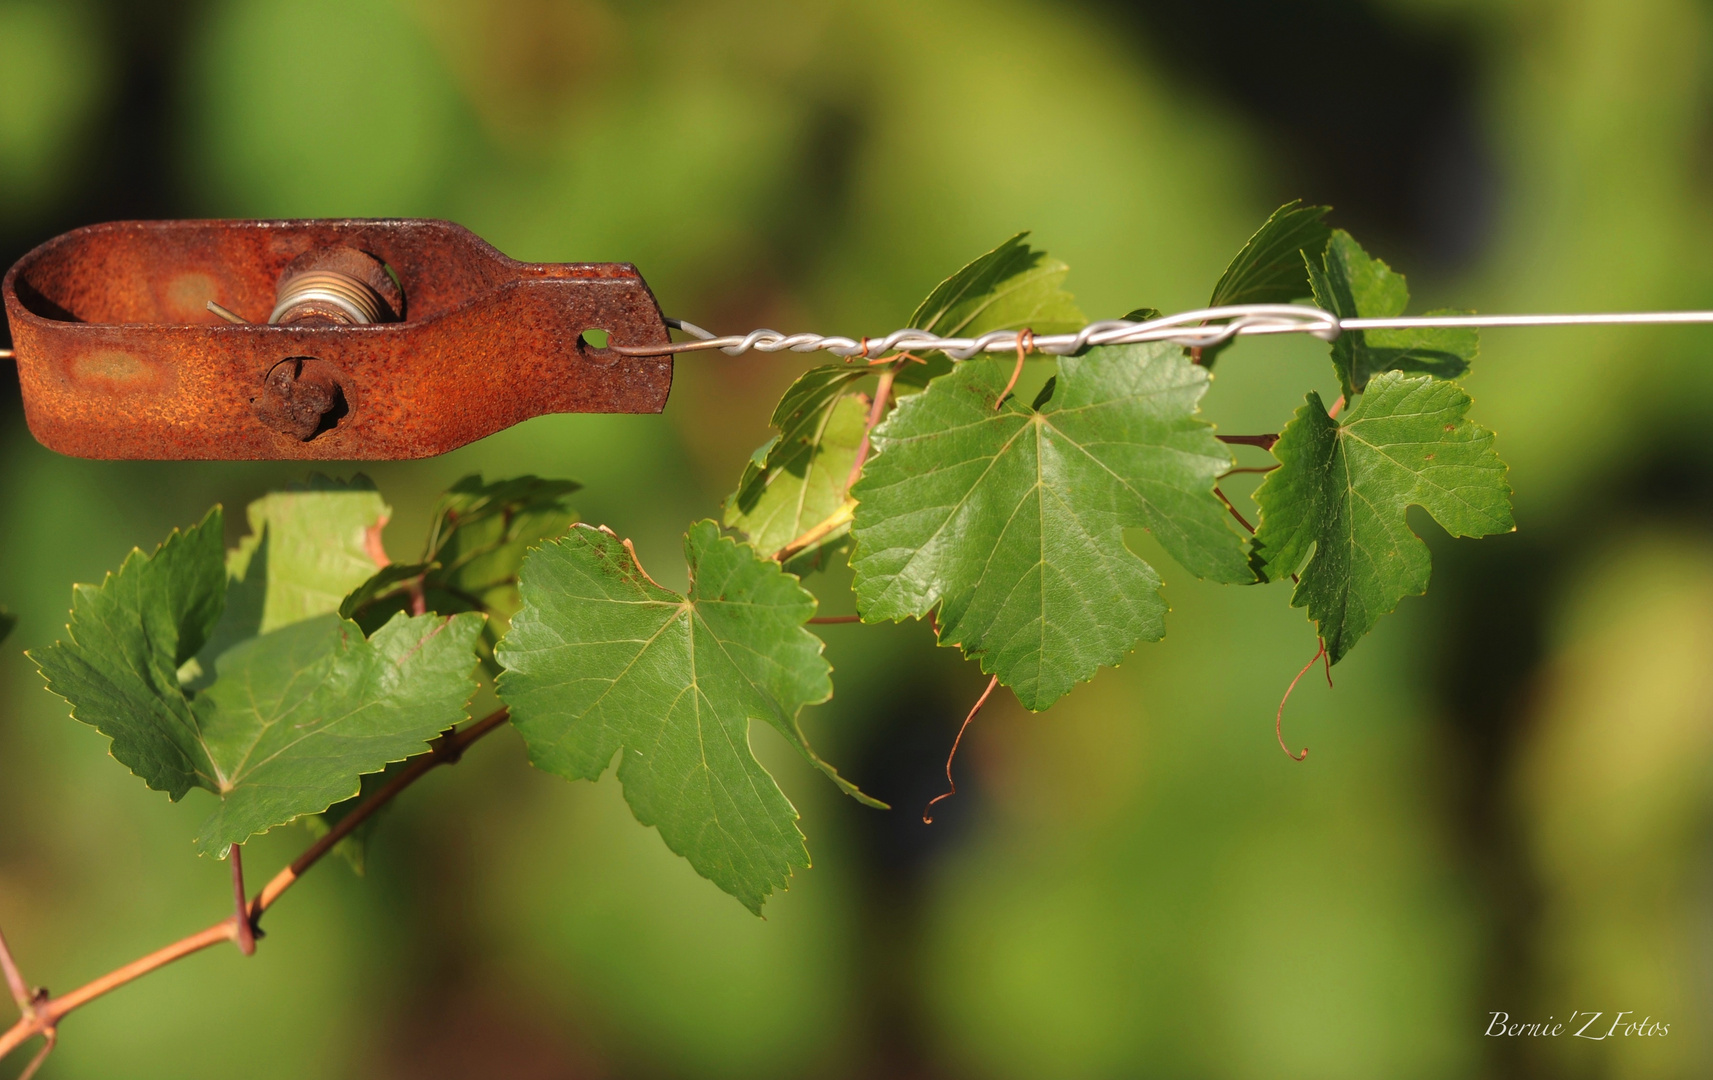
[269,270,386,325]
[269,246,403,327]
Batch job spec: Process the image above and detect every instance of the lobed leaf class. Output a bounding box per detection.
[850,342,1251,710]
[1307,229,1478,399]
[726,234,1087,567]
[1250,371,1514,662]
[496,521,877,913]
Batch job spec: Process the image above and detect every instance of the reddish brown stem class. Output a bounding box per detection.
[15,1028,54,1080]
[252,708,509,921]
[1213,485,1255,534]
[1217,434,1279,451]
[620,538,667,591]
[1327,395,1345,419]
[923,675,1000,824]
[845,361,902,494]
[807,615,862,624]
[0,925,31,1017]
[1274,640,1325,762]
[229,845,255,957]
[0,708,511,1065]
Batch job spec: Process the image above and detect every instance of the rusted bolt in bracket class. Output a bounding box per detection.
[0,219,672,459]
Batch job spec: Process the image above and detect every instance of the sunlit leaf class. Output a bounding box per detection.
[189,610,482,854]
[851,342,1251,710]
[1250,371,1514,662]
[496,521,878,912]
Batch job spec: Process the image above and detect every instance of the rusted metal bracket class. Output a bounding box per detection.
[0,219,673,459]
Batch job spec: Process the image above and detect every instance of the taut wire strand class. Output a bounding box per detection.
[615,304,1713,359]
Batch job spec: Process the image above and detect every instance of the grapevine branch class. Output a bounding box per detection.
[0,707,511,1066]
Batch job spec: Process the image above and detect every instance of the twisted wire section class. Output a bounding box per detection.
[619,306,1713,360]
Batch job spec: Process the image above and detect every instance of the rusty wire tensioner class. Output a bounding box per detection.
[0,219,673,459]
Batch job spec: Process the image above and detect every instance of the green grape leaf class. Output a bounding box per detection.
[727,232,1088,558]
[189,610,483,854]
[1250,371,1514,663]
[725,366,870,560]
[898,232,1087,390]
[1208,200,1332,307]
[35,502,484,855]
[190,476,402,860]
[496,520,879,913]
[1307,229,1478,399]
[910,231,1087,336]
[1201,201,1331,366]
[33,509,228,801]
[850,342,1251,710]
[727,236,1092,562]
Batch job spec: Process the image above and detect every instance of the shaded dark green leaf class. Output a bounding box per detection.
[1208,201,1332,308]
[344,474,579,653]
[33,508,228,801]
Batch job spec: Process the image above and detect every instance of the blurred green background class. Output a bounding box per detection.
[1,0,1710,1076]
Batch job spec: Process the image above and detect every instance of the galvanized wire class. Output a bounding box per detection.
[617,306,1713,359]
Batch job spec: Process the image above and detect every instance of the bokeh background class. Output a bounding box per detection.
[1,0,1710,1076]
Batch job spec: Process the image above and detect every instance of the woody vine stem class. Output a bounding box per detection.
[0,708,510,1069]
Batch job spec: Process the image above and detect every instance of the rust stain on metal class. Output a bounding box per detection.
[1,218,673,459]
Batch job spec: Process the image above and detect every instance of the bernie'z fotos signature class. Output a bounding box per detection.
[1486,1012,1670,1039]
